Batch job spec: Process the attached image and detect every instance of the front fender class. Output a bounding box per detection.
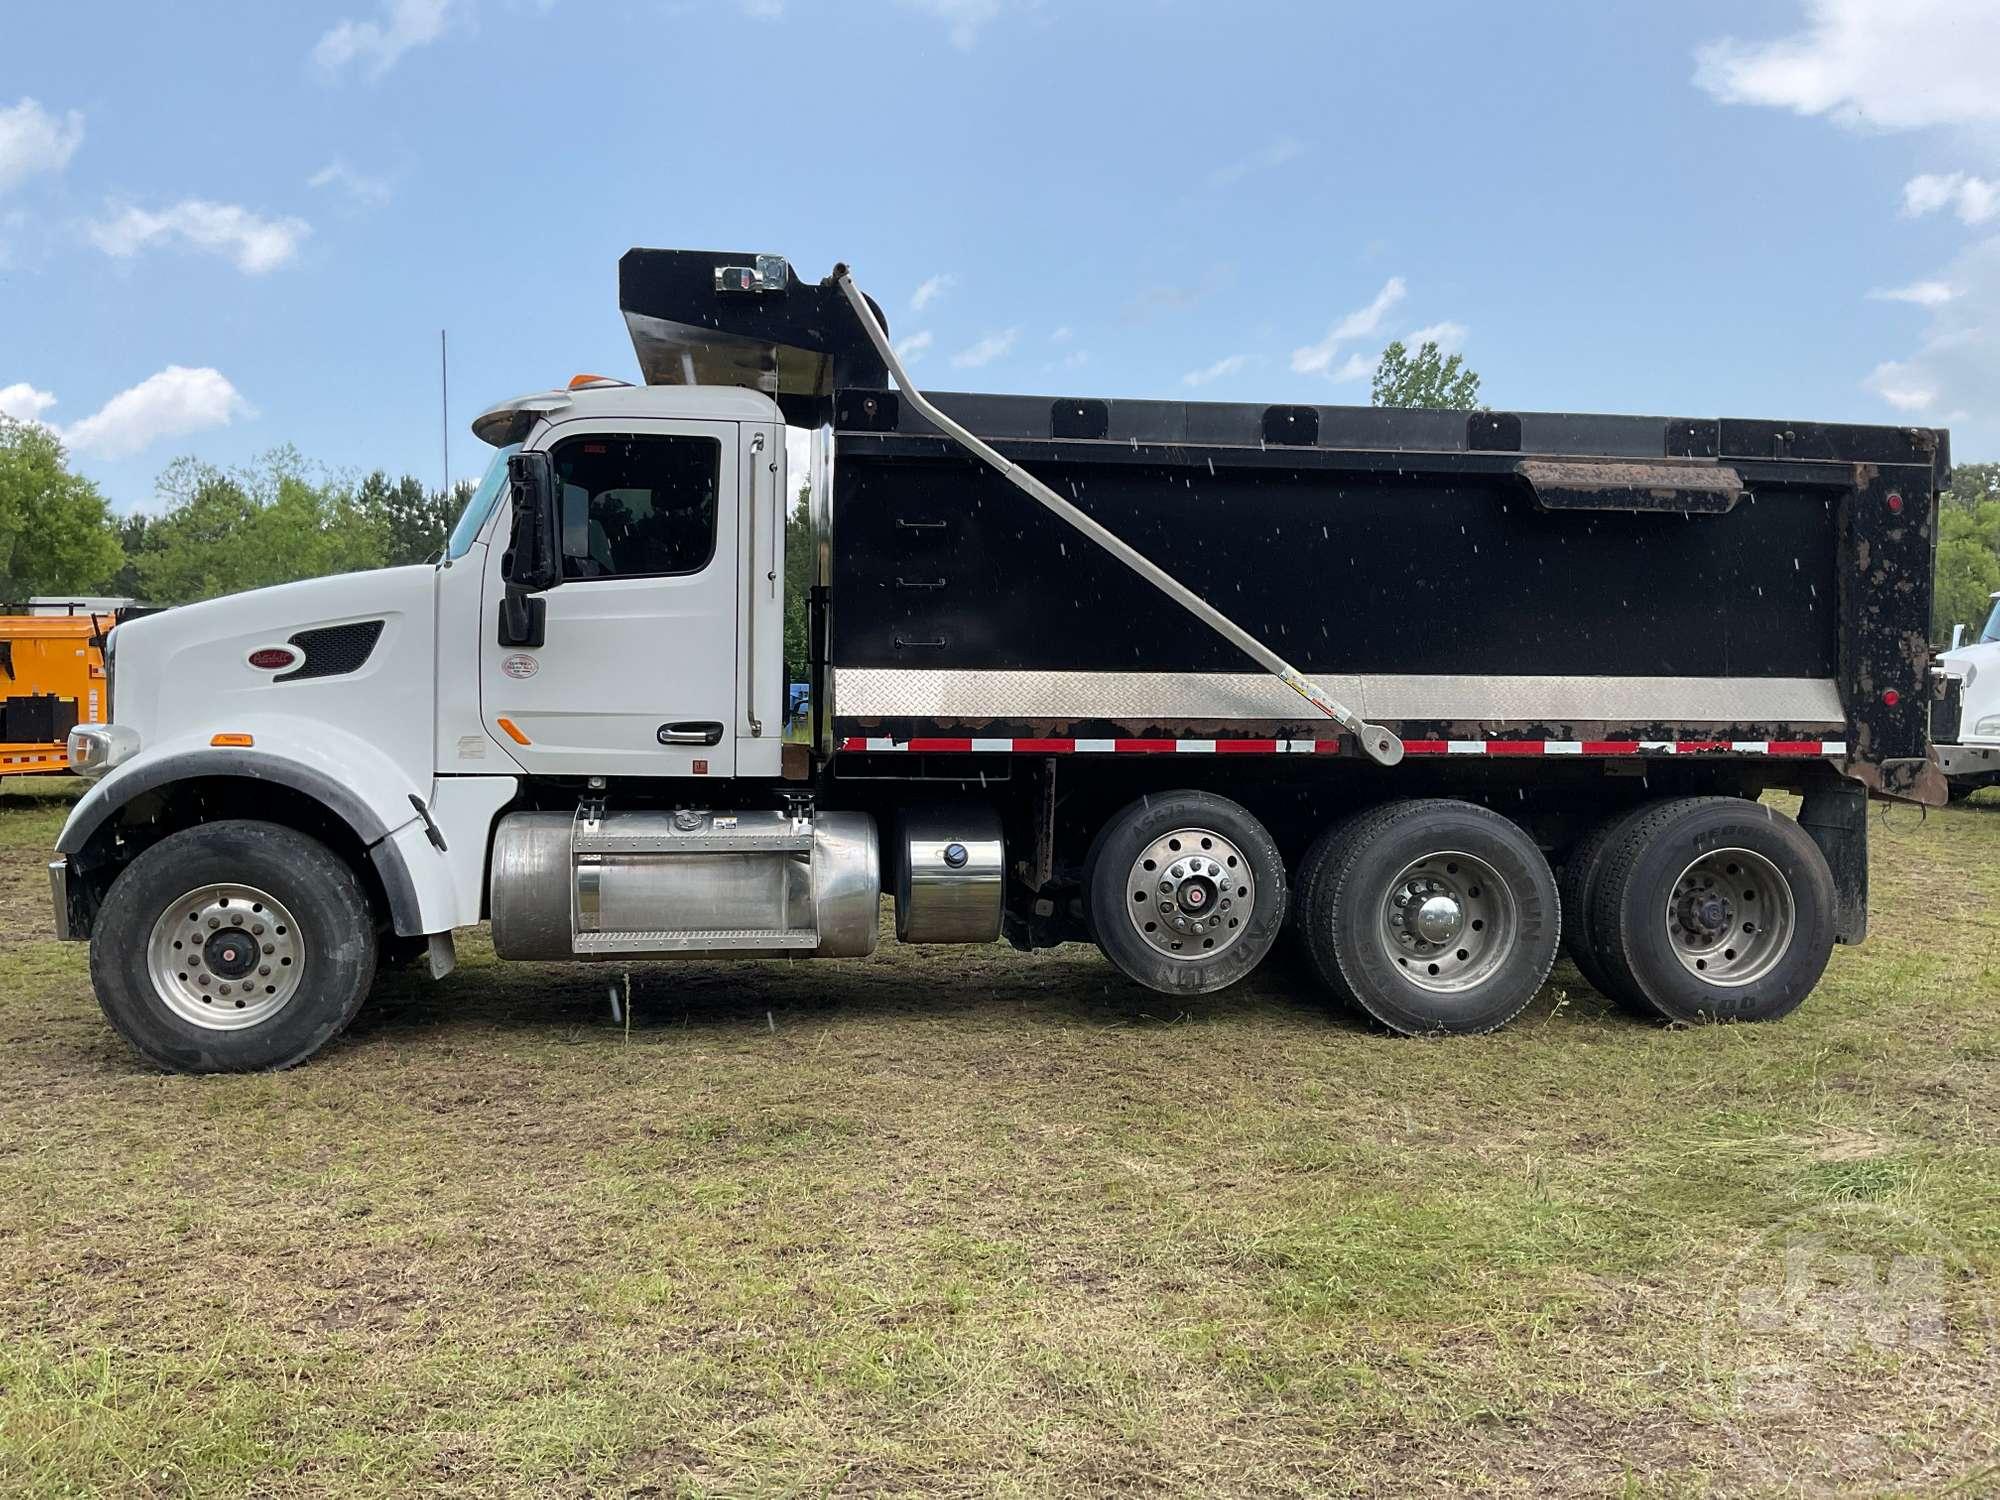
[57,725,437,936]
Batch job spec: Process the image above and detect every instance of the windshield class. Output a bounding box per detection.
[444,443,522,561]
[1983,596,2000,646]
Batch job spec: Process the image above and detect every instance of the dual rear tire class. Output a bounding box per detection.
[1564,797,1835,1024]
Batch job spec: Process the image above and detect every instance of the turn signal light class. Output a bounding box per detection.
[211,733,255,747]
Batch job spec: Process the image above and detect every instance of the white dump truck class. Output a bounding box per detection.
[1937,591,2000,799]
[51,250,1954,1071]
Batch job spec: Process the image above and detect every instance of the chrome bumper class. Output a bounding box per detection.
[48,858,75,942]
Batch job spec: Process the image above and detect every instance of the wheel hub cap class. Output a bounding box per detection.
[1411,892,1464,944]
[1125,828,1256,960]
[146,883,306,1030]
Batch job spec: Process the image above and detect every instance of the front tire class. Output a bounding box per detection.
[89,820,378,1072]
[1087,791,1287,995]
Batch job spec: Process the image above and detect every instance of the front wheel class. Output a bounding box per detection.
[89,820,378,1072]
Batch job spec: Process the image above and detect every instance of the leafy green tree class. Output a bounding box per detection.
[135,448,387,604]
[784,481,813,674]
[1944,461,2000,513]
[357,470,467,567]
[1370,339,1482,410]
[1936,499,2000,642]
[0,417,123,600]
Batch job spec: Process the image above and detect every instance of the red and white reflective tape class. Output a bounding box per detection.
[838,736,1848,758]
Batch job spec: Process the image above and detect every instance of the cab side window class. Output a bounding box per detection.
[553,434,720,580]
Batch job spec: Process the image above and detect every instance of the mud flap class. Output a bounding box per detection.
[1797,778,1868,945]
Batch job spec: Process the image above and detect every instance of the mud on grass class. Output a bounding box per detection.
[1,780,1998,1495]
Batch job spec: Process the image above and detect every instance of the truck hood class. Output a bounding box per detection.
[109,566,438,748]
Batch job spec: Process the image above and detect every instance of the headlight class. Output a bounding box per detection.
[67,724,139,780]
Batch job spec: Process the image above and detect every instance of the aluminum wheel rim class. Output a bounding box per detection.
[1666,847,1795,987]
[1125,827,1255,960]
[145,883,305,1030]
[1380,850,1517,993]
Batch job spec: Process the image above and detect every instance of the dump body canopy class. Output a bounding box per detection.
[618,249,886,426]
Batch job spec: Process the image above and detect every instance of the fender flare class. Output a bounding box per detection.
[57,748,425,935]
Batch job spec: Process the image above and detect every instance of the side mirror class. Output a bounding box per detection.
[498,451,559,648]
[502,451,561,593]
[1951,623,1966,651]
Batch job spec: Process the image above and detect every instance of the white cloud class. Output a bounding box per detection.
[893,329,933,364]
[314,0,457,80]
[1694,0,2000,132]
[1206,136,1304,190]
[1860,233,2000,442]
[737,0,784,15]
[1863,359,1938,412]
[951,328,1018,368]
[897,0,1002,50]
[61,367,251,459]
[1902,172,2000,225]
[1182,353,1250,387]
[1331,351,1373,383]
[1405,321,1469,353]
[1291,276,1407,376]
[90,200,310,275]
[1868,280,1957,306]
[308,158,393,207]
[1050,326,1072,344]
[0,382,58,424]
[910,272,957,311]
[0,98,84,194]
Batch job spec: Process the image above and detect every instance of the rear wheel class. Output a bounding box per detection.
[89,820,378,1072]
[1586,797,1834,1024]
[1557,805,1650,1007]
[1297,799,1560,1035]
[1087,791,1286,994]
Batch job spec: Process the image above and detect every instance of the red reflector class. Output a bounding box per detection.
[248,648,295,670]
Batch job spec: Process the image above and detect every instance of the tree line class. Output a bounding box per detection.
[0,415,471,606]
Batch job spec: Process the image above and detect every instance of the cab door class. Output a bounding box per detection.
[481,418,739,777]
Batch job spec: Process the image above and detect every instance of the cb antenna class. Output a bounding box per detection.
[439,328,450,497]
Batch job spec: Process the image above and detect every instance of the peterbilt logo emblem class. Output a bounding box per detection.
[500,653,539,679]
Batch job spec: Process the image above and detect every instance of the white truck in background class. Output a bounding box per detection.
[1937,591,2000,800]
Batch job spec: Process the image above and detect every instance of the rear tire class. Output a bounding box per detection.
[89,820,378,1072]
[1586,796,1834,1024]
[1296,799,1560,1035]
[1088,791,1286,995]
[1557,805,1650,1008]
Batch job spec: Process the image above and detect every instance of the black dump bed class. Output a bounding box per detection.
[619,248,1948,801]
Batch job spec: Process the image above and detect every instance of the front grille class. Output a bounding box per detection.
[277,620,385,682]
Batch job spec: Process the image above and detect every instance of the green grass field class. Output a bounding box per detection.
[1,779,1996,1496]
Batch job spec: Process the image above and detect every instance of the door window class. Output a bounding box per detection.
[553,434,721,580]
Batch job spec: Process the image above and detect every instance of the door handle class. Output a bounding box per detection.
[658,721,724,746]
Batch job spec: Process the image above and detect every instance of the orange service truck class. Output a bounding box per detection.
[0,606,118,776]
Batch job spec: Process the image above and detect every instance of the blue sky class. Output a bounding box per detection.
[4,0,1999,514]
